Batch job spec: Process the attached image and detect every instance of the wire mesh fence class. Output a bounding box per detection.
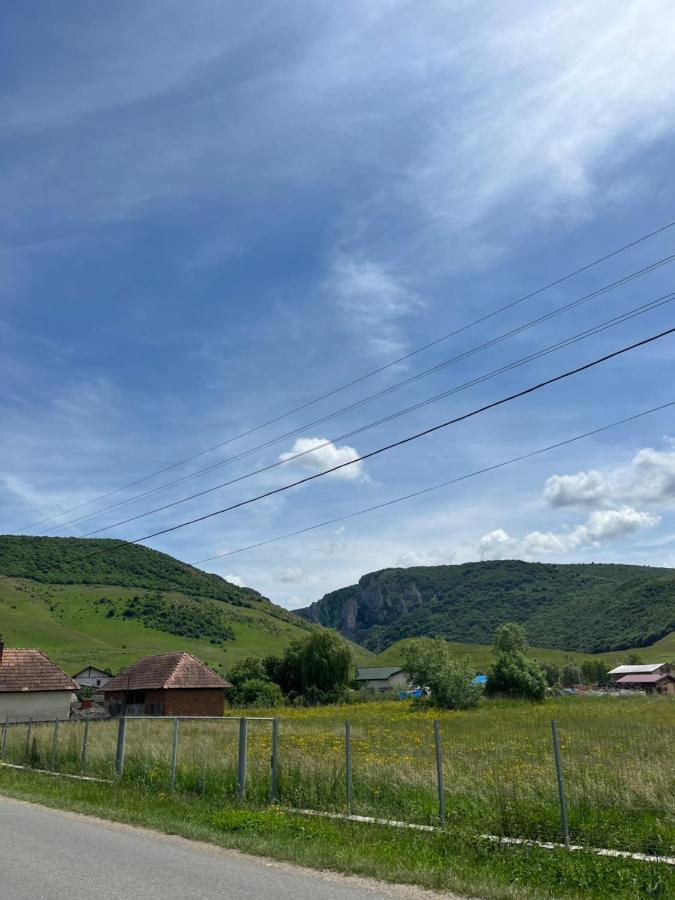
[1,702,673,858]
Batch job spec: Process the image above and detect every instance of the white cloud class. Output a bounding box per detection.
[279,437,366,481]
[544,444,675,509]
[396,548,454,567]
[279,566,306,584]
[224,573,245,587]
[479,506,660,560]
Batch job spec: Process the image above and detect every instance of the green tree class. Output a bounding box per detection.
[486,624,546,701]
[494,622,528,655]
[540,661,561,688]
[230,678,283,708]
[561,661,582,686]
[295,629,353,693]
[402,638,481,710]
[227,656,268,688]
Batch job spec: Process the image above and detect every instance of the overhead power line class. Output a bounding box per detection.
[194,399,675,563]
[21,218,675,532]
[39,252,675,536]
[78,290,675,537]
[65,325,675,563]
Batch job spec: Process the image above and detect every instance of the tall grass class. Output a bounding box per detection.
[2,695,672,856]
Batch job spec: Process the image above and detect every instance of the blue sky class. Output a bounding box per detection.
[2,1,675,608]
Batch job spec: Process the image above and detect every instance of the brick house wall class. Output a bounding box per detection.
[106,688,225,716]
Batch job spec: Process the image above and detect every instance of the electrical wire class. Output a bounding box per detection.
[67,324,675,561]
[38,252,675,536]
[193,400,675,562]
[79,290,675,537]
[21,219,675,532]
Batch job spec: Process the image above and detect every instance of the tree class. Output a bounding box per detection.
[231,678,283,708]
[486,624,546,701]
[227,656,283,707]
[402,638,481,710]
[494,622,528,655]
[561,661,582,687]
[540,661,561,688]
[227,656,267,688]
[286,629,353,694]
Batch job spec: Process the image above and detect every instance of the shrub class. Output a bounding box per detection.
[403,638,481,710]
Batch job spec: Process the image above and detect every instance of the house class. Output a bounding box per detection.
[355,666,410,691]
[0,640,79,723]
[72,665,111,690]
[103,651,231,716]
[608,663,675,696]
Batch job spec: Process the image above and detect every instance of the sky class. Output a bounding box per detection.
[2,1,675,609]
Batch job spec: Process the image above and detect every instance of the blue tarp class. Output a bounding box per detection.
[472,674,488,685]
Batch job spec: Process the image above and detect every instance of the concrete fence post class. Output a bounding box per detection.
[50,719,60,771]
[1,714,8,758]
[433,720,446,826]
[345,720,353,815]
[80,719,90,775]
[169,718,180,790]
[115,717,127,777]
[551,720,570,849]
[237,717,248,801]
[270,718,279,803]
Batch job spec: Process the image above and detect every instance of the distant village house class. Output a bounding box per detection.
[608,663,674,695]
[72,666,111,690]
[355,666,410,691]
[104,651,231,716]
[0,640,78,723]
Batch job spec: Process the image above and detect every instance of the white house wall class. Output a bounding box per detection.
[0,691,75,723]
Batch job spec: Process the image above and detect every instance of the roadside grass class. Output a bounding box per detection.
[3,696,673,857]
[0,766,672,900]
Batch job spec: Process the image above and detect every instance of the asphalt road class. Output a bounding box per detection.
[0,797,455,899]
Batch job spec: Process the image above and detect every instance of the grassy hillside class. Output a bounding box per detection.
[0,536,341,675]
[300,560,675,653]
[374,632,675,671]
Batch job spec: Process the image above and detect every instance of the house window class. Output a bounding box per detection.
[96,679,101,686]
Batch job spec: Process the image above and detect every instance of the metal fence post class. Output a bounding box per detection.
[345,720,353,815]
[1,714,8,758]
[25,716,33,760]
[433,720,446,826]
[115,717,127,777]
[270,718,279,803]
[169,718,180,790]
[237,717,248,801]
[50,719,59,771]
[80,719,90,775]
[551,720,570,849]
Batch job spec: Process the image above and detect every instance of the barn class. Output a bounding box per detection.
[103,651,231,716]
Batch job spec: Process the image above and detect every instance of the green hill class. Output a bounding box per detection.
[299,560,675,654]
[0,535,320,676]
[374,631,675,671]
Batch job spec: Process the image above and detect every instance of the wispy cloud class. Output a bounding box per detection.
[327,254,423,358]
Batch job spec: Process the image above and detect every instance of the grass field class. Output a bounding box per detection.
[374,633,675,670]
[3,695,673,859]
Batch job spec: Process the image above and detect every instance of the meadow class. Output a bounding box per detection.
[2,695,673,858]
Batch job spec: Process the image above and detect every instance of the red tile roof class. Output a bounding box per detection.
[103,652,230,692]
[0,649,79,693]
[616,673,674,684]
